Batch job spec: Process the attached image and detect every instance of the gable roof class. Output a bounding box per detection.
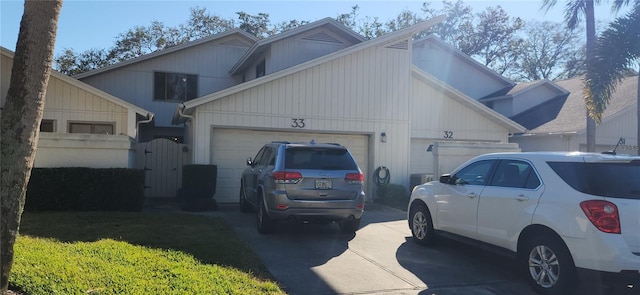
[74,29,258,79]
[413,35,515,97]
[228,17,366,75]
[173,15,448,124]
[1,46,152,117]
[525,75,638,135]
[412,66,526,134]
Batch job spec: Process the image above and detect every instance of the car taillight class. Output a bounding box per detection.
[345,173,364,184]
[580,200,621,234]
[272,171,302,184]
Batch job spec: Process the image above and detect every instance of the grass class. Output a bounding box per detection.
[10,212,286,295]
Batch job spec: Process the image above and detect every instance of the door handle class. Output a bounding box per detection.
[466,193,477,199]
[516,195,529,201]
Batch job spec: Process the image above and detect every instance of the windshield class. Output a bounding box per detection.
[548,161,640,199]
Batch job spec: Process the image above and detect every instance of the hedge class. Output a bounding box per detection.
[25,168,145,212]
[375,183,409,211]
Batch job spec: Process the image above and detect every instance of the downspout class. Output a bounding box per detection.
[136,112,154,143]
[177,103,194,124]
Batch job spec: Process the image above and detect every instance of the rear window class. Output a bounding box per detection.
[284,147,358,170]
[548,161,640,199]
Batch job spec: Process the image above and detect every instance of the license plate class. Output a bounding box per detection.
[315,179,332,190]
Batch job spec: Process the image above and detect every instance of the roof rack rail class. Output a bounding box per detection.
[271,141,290,144]
[324,142,342,146]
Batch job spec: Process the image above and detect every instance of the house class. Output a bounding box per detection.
[0,46,154,168]
[169,17,524,202]
[509,76,639,153]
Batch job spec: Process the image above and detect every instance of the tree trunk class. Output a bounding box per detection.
[0,0,62,293]
[585,0,597,152]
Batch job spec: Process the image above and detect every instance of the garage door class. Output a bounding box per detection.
[211,128,369,203]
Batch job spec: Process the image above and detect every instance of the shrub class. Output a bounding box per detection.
[26,168,145,212]
[375,183,409,211]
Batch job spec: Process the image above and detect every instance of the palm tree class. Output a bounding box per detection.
[542,0,599,151]
[585,1,640,155]
[0,0,62,292]
[542,0,638,152]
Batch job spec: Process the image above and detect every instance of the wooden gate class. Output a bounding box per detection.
[135,138,190,198]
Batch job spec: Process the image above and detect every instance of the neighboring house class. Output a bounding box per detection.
[171,18,524,202]
[482,79,570,129]
[0,47,154,168]
[509,76,639,154]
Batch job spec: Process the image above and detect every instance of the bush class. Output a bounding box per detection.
[26,168,145,212]
[375,183,409,211]
[177,164,218,211]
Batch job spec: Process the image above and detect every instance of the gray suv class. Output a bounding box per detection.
[240,141,366,234]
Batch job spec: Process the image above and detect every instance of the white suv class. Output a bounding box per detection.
[407,152,640,295]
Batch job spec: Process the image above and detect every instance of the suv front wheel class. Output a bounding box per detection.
[522,234,577,295]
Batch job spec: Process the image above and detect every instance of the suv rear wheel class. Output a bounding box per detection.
[257,196,276,234]
[522,234,577,295]
[339,218,361,233]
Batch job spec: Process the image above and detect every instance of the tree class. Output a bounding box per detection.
[542,0,599,152]
[516,21,585,81]
[0,0,62,292]
[584,1,639,154]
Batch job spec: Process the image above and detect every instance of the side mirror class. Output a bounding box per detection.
[439,174,451,184]
[246,157,253,166]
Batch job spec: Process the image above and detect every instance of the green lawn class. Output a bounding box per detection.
[10,212,285,295]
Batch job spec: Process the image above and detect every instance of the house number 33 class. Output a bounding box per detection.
[291,118,306,128]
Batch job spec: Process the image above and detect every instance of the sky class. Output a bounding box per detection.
[0,0,631,57]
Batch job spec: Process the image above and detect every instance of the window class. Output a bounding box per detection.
[40,119,55,132]
[284,148,358,170]
[453,160,496,186]
[256,60,265,78]
[69,122,114,134]
[489,160,540,189]
[548,161,640,199]
[154,72,197,102]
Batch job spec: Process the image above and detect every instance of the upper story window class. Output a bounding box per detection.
[154,72,197,102]
[256,60,265,78]
[69,122,114,135]
[40,119,55,132]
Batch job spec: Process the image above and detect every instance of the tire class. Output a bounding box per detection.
[239,183,251,213]
[256,197,276,234]
[522,234,577,295]
[339,218,361,233]
[409,203,436,246]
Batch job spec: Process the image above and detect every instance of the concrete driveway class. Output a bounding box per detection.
[209,203,636,295]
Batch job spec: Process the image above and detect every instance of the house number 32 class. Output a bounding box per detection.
[291,118,306,128]
[443,131,453,139]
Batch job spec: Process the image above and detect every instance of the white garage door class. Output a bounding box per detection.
[211,128,369,203]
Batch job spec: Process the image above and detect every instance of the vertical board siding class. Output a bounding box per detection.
[193,37,414,186]
[269,28,354,74]
[42,76,129,136]
[80,37,252,127]
[410,75,507,143]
